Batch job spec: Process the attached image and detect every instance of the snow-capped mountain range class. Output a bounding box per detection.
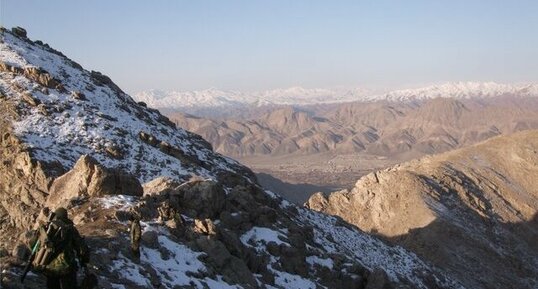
[134,86,375,110]
[134,82,538,112]
[380,82,538,102]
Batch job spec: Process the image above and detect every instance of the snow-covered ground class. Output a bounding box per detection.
[0,31,243,183]
[92,186,466,289]
[106,226,243,289]
[297,209,466,289]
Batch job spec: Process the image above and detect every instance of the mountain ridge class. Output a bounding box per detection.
[306,130,538,289]
[169,96,538,159]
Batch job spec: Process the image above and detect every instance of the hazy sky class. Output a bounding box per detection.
[2,1,538,92]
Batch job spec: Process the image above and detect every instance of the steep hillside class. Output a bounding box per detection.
[366,97,538,156]
[0,28,464,289]
[0,27,254,231]
[172,108,376,156]
[307,131,538,289]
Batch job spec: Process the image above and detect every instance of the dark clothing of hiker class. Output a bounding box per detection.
[130,216,141,258]
[31,207,89,289]
[45,269,77,289]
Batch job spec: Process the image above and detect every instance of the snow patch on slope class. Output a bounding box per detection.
[0,31,241,183]
[101,198,242,289]
[297,209,466,289]
[240,227,289,248]
[269,270,318,289]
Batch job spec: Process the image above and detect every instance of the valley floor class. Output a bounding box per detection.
[237,152,407,204]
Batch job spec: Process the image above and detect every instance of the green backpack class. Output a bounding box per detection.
[32,219,77,276]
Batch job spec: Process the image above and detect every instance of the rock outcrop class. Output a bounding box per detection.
[46,155,143,208]
[11,27,27,38]
[307,131,538,289]
[0,101,64,233]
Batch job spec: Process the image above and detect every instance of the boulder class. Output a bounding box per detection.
[158,141,200,165]
[105,229,119,238]
[193,218,217,236]
[90,70,123,94]
[244,248,270,275]
[71,91,86,100]
[304,192,329,211]
[11,243,30,261]
[141,230,159,249]
[142,176,181,196]
[164,218,185,238]
[11,27,27,38]
[172,179,225,219]
[104,145,124,159]
[138,131,160,147]
[279,246,308,276]
[218,229,245,258]
[46,155,142,207]
[21,92,41,107]
[220,210,252,232]
[195,236,257,287]
[365,269,391,289]
[252,205,277,227]
[0,130,60,231]
[22,67,63,90]
[225,185,257,213]
[157,201,177,222]
[114,210,132,222]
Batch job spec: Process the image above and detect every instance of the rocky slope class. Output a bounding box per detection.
[169,97,538,158]
[306,130,538,289]
[0,27,465,289]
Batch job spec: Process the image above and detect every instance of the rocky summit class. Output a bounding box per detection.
[307,131,538,289]
[0,28,468,288]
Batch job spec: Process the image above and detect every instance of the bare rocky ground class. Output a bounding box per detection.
[0,28,465,289]
[307,131,538,289]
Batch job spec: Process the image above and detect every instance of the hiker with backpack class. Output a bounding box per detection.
[26,207,90,289]
[129,212,141,259]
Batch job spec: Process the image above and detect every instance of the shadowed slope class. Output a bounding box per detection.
[307,130,538,289]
